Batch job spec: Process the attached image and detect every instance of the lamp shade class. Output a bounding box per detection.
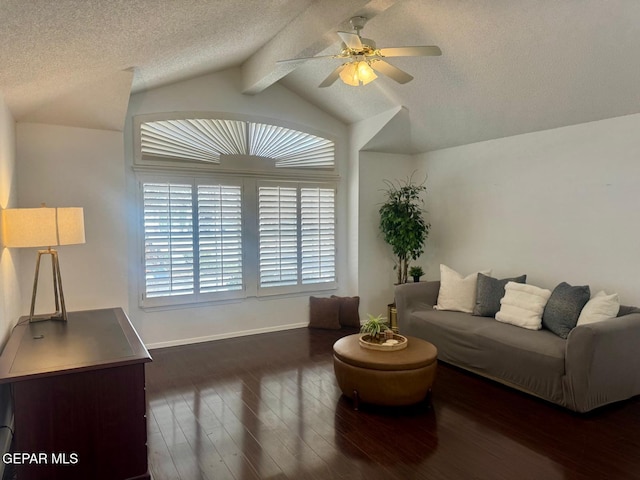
[2,207,85,248]
[56,207,85,245]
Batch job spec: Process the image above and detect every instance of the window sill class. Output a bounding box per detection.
[140,285,338,312]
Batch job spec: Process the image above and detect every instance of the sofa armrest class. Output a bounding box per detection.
[565,313,640,412]
[395,281,440,331]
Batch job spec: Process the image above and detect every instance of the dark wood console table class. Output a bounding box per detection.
[0,308,152,480]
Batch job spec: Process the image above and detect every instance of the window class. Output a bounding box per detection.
[300,187,336,285]
[258,186,299,288]
[139,118,334,168]
[257,184,336,293]
[140,177,336,307]
[197,184,243,293]
[142,179,244,306]
[143,182,194,298]
[136,115,338,308]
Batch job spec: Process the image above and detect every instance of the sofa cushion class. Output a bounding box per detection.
[476,321,566,369]
[435,264,491,313]
[331,295,361,328]
[495,282,552,330]
[543,282,590,338]
[308,296,341,330]
[577,291,620,326]
[473,273,527,317]
[407,308,566,403]
[410,309,497,364]
[474,321,567,399]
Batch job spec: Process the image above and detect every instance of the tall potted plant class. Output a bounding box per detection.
[379,175,430,284]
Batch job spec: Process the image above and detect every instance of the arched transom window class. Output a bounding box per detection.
[139,118,335,169]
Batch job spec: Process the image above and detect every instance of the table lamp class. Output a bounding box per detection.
[2,205,85,322]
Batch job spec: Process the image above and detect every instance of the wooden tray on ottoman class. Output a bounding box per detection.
[359,333,408,351]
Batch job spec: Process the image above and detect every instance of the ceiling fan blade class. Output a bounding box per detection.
[319,64,347,88]
[337,31,363,50]
[378,46,442,57]
[277,55,340,65]
[370,60,414,84]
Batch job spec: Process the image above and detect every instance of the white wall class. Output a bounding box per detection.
[416,113,640,305]
[125,68,349,347]
[358,151,429,318]
[0,93,21,345]
[0,94,19,472]
[16,123,128,315]
[347,107,404,294]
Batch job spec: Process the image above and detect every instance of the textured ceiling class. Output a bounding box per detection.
[1,0,640,150]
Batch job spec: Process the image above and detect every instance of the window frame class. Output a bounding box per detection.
[256,180,337,298]
[138,173,250,308]
[133,112,336,174]
[141,179,197,303]
[133,113,340,310]
[137,173,337,309]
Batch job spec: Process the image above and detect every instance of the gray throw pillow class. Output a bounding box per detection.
[617,305,640,317]
[473,273,527,317]
[542,282,590,338]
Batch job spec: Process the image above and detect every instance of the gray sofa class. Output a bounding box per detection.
[395,280,640,412]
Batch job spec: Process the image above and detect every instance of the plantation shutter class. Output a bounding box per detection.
[143,182,194,298]
[197,184,243,293]
[301,187,336,284]
[141,177,337,305]
[258,186,299,287]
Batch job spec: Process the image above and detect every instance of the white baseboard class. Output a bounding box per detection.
[146,322,308,350]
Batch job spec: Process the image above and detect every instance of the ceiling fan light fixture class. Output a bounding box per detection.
[278,15,441,88]
[339,61,377,86]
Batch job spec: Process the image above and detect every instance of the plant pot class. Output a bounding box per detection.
[413,276,421,283]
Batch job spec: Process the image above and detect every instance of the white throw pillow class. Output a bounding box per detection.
[577,291,620,326]
[435,264,491,313]
[495,281,552,330]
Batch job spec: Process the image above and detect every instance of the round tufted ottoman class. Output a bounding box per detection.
[333,334,438,409]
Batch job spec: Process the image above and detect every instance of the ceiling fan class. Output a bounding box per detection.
[277,16,442,87]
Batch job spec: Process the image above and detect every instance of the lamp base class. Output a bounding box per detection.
[29,249,68,323]
[29,313,67,323]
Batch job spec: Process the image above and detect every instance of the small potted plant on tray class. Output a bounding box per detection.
[360,314,393,342]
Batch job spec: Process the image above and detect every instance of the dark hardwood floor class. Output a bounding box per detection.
[145,327,640,480]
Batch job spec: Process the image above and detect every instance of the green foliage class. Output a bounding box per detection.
[409,265,424,278]
[379,174,430,284]
[360,313,389,338]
